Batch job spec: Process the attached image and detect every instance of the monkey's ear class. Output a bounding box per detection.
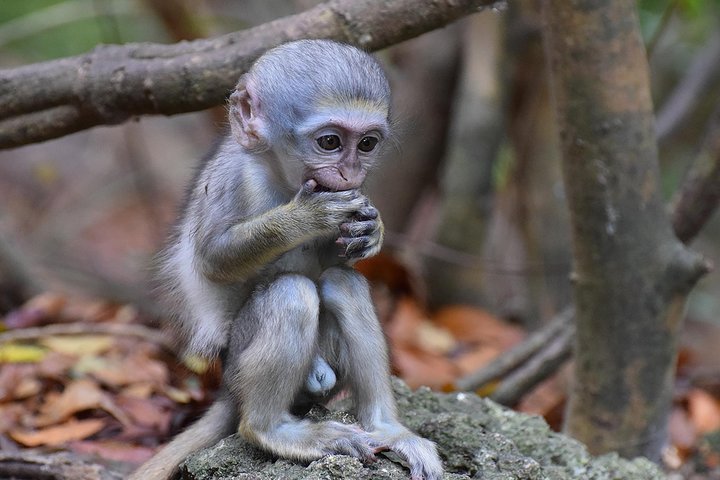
[229,77,268,151]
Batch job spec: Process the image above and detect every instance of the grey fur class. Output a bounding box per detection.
[133,40,441,480]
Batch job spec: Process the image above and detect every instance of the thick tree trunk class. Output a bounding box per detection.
[542,0,710,460]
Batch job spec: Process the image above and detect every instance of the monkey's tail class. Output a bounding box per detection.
[129,396,236,480]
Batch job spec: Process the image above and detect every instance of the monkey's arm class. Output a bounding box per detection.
[198,185,365,282]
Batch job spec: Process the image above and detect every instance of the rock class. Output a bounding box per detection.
[179,379,666,479]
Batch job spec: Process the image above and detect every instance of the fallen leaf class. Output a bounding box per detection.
[0,364,36,401]
[4,293,66,329]
[392,345,458,390]
[0,344,47,363]
[116,395,171,430]
[355,253,417,296]
[517,375,567,431]
[385,297,427,349]
[454,346,502,375]
[13,377,42,399]
[122,382,154,399]
[688,388,720,434]
[35,379,131,427]
[76,353,168,388]
[163,386,191,404]
[183,355,209,375]
[40,335,114,356]
[415,322,456,355]
[37,351,79,379]
[0,403,26,433]
[10,418,105,447]
[669,407,697,454]
[433,305,525,349]
[70,439,156,464]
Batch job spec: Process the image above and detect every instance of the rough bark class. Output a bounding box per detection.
[542,0,710,461]
[0,0,499,150]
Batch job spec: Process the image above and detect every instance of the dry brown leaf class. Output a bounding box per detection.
[40,335,114,356]
[10,418,105,447]
[4,293,67,329]
[122,382,154,399]
[385,297,427,349]
[392,345,458,390]
[454,346,503,375]
[60,299,118,324]
[355,253,416,296]
[0,403,27,433]
[688,388,720,434]
[416,321,456,355]
[13,377,42,399]
[116,395,171,431]
[0,364,36,402]
[35,378,131,427]
[37,351,77,380]
[669,407,697,453]
[517,376,567,430]
[433,305,524,348]
[70,439,156,464]
[83,353,168,389]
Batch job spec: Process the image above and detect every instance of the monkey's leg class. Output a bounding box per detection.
[224,274,374,462]
[319,267,444,480]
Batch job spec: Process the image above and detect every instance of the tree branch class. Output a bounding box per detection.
[671,101,720,244]
[0,0,498,150]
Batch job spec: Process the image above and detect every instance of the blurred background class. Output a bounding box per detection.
[0,0,719,476]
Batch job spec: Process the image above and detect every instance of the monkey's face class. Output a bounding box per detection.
[292,103,390,192]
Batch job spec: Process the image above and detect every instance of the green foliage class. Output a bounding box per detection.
[0,0,167,63]
[638,0,719,42]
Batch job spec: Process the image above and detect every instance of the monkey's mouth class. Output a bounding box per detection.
[307,167,366,192]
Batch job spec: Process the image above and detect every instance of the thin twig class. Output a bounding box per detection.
[490,325,574,405]
[655,32,720,143]
[671,100,720,244]
[455,307,573,392]
[646,0,680,58]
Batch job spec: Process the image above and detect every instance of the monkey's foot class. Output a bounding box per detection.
[244,419,376,464]
[367,425,443,480]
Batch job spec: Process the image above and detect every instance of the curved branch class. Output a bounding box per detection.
[671,101,720,244]
[0,0,498,149]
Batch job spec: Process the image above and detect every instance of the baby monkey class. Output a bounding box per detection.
[131,40,442,480]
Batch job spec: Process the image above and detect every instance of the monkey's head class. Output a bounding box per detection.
[229,39,391,192]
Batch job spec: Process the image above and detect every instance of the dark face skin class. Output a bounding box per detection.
[303,126,382,192]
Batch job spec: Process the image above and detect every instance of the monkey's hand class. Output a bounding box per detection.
[294,180,366,235]
[337,198,384,261]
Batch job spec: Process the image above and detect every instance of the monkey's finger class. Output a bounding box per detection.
[325,437,376,463]
[302,179,318,194]
[335,236,368,258]
[356,205,378,221]
[372,444,391,454]
[340,220,377,237]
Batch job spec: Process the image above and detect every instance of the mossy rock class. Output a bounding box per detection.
[180,379,665,480]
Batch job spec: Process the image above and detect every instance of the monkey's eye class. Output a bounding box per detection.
[317,135,342,151]
[357,136,379,153]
